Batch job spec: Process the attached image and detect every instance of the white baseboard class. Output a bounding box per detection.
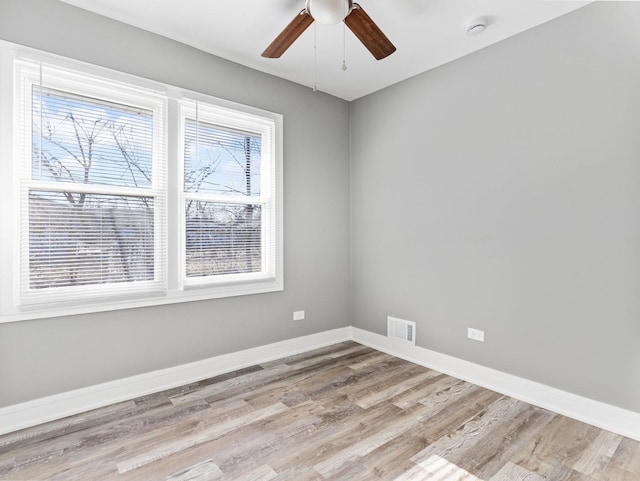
[348,326,640,442]
[0,327,351,436]
[1,325,639,442]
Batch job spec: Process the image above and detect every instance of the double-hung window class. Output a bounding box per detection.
[15,60,167,307]
[180,100,278,289]
[0,43,283,321]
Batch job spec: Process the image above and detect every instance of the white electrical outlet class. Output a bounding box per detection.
[467,327,485,342]
[293,310,305,321]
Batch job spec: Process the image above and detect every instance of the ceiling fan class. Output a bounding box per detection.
[262,0,396,60]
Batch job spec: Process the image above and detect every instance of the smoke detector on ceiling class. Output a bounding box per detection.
[465,17,487,36]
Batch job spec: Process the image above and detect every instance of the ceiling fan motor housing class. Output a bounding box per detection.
[306,0,353,25]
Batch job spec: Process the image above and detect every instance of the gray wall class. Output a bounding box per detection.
[0,0,351,406]
[2,0,639,417]
[350,2,640,413]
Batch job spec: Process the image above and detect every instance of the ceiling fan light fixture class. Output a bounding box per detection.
[306,0,352,25]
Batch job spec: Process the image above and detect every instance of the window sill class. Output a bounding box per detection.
[0,278,283,323]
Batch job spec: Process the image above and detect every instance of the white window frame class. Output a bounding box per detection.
[178,99,278,290]
[15,59,168,307]
[0,41,283,323]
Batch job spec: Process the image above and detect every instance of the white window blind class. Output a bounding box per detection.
[16,60,167,306]
[180,100,277,286]
[1,44,282,322]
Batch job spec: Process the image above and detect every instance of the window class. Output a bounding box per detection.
[180,100,278,288]
[0,44,282,321]
[16,62,167,307]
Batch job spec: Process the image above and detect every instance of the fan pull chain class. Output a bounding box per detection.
[342,2,347,71]
[342,23,347,71]
[313,22,317,92]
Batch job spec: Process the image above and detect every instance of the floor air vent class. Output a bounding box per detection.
[387,316,416,345]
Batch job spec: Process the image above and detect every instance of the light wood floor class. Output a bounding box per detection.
[1,342,639,480]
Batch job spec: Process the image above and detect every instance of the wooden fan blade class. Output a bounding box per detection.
[262,10,314,58]
[344,3,396,60]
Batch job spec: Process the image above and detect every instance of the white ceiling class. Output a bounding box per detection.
[60,0,591,101]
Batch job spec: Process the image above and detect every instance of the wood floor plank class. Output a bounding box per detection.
[212,401,326,473]
[1,341,639,481]
[609,436,640,473]
[354,369,440,409]
[411,396,520,465]
[269,467,323,481]
[460,405,556,479]
[418,384,504,444]
[313,383,500,477]
[489,461,546,481]
[164,459,222,481]
[411,398,553,480]
[358,427,432,479]
[0,399,138,450]
[224,464,278,481]
[265,403,396,473]
[116,402,289,474]
[2,401,212,481]
[599,464,639,481]
[319,460,377,481]
[169,364,291,406]
[391,373,459,409]
[571,430,623,477]
[344,349,393,371]
[510,413,602,478]
[545,464,599,481]
[396,454,483,481]
[312,404,429,476]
